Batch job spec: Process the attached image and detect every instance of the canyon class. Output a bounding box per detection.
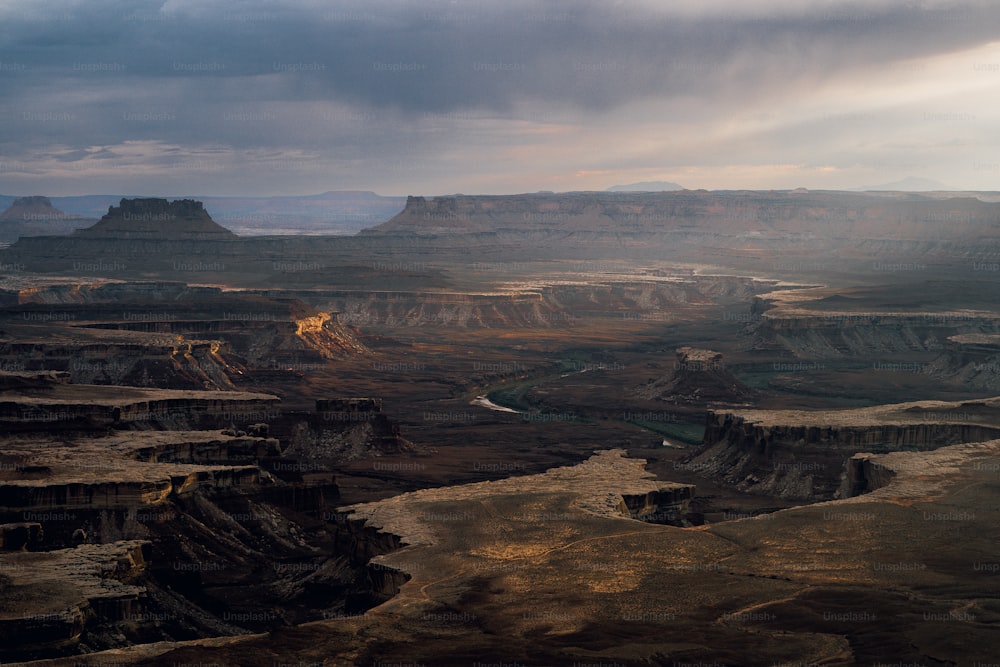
[1,192,999,664]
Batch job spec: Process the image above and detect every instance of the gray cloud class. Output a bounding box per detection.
[1,0,999,195]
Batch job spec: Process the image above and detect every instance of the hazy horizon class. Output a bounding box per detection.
[2,0,999,197]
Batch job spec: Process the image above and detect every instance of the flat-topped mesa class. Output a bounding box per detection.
[363,190,1000,238]
[75,198,237,240]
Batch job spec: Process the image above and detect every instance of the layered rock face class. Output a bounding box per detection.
[928,334,1000,391]
[0,382,280,430]
[745,282,1000,360]
[750,307,1000,359]
[0,379,410,661]
[686,398,1000,500]
[91,312,368,365]
[618,485,695,525]
[366,191,1000,241]
[0,283,368,389]
[309,276,762,329]
[6,190,1000,279]
[842,453,899,496]
[76,198,237,240]
[0,327,245,390]
[0,273,409,661]
[0,540,150,657]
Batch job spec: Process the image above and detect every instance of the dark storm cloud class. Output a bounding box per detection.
[5,1,999,114]
[1,0,999,194]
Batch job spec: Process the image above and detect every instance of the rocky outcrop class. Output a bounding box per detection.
[928,334,1000,391]
[75,198,237,240]
[100,317,368,364]
[1,285,370,389]
[121,431,281,465]
[618,485,695,525]
[744,285,1000,361]
[634,347,755,405]
[273,399,410,465]
[686,399,1000,500]
[0,385,280,430]
[0,540,150,660]
[841,453,898,497]
[320,289,566,328]
[0,346,414,661]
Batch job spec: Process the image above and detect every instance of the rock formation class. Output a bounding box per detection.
[0,369,411,660]
[928,333,1000,391]
[0,380,281,430]
[76,198,237,240]
[364,190,1000,239]
[0,196,74,222]
[0,284,369,391]
[0,196,91,241]
[686,397,1000,500]
[634,347,755,405]
[6,190,1000,283]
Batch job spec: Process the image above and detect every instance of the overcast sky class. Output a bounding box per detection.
[1,0,999,196]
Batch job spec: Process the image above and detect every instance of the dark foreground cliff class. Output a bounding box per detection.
[0,370,411,662]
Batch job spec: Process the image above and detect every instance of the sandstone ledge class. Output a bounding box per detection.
[0,431,279,511]
[0,540,149,656]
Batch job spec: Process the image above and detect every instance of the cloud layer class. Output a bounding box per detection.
[1,0,999,195]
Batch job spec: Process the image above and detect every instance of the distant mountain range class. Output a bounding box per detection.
[605,177,973,193]
[606,181,685,192]
[0,191,407,236]
[851,176,954,191]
